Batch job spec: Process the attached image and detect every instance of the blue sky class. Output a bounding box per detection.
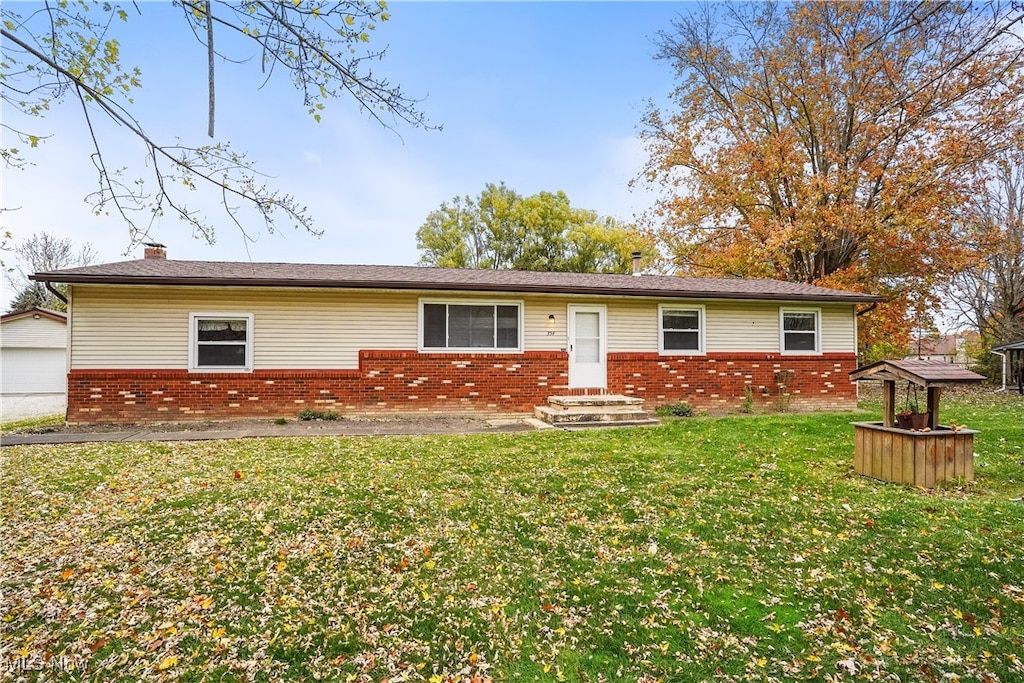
[2,1,690,307]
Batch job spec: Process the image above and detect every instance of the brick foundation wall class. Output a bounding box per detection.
[608,352,858,413]
[66,350,858,424]
[66,351,568,424]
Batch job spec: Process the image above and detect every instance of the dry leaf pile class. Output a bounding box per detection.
[2,404,1023,681]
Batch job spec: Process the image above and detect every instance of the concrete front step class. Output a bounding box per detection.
[534,405,659,426]
[558,419,661,430]
[546,394,646,409]
[534,394,659,429]
[544,404,651,415]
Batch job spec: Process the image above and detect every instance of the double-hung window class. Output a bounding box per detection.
[659,305,704,354]
[780,309,820,354]
[420,301,522,352]
[189,313,254,371]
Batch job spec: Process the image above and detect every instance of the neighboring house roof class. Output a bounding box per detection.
[0,307,67,324]
[992,339,1024,351]
[911,335,959,356]
[30,260,884,303]
[907,332,976,358]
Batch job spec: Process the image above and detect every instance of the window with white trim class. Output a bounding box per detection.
[420,301,522,352]
[659,305,705,354]
[189,313,254,371]
[780,309,820,354]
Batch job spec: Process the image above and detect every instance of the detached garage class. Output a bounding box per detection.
[1,307,67,420]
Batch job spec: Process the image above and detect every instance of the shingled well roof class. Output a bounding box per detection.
[31,259,884,303]
[850,359,986,385]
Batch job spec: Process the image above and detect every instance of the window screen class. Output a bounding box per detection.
[782,311,818,352]
[661,308,701,352]
[422,303,520,350]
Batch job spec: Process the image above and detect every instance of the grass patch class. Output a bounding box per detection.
[1,413,64,434]
[655,401,693,417]
[2,394,1022,681]
[296,408,339,421]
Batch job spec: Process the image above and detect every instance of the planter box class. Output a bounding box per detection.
[852,422,977,488]
[895,411,931,430]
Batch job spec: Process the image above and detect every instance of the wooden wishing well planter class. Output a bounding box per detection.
[849,359,985,487]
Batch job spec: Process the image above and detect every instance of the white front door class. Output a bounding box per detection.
[568,305,606,389]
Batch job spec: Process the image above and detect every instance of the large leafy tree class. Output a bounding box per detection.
[1,1,432,247]
[641,1,1024,351]
[416,183,657,274]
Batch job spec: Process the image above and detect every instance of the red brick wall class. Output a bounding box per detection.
[65,350,857,424]
[66,351,568,424]
[608,352,858,413]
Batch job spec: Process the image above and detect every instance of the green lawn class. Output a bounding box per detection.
[2,395,1022,682]
[0,413,65,434]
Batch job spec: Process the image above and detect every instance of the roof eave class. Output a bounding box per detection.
[30,273,884,303]
[0,307,68,323]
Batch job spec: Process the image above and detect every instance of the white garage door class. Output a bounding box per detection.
[1,348,67,393]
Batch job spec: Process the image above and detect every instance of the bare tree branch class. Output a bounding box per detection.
[1,0,436,250]
[207,0,215,138]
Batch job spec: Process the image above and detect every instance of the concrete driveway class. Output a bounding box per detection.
[0,393,66,421]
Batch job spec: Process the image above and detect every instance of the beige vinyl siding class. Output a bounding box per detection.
[523,297,660,352]
[70,286,419,370]
[820,304,856,352]
[523,296,566,351]
[603,298,853,354]
[702,300,779,352]
[1,316,67,348]
[703,301,855,353]
[255,293,416,367]
[550,298,856,354]
[607,299,659,352]
[524,297,663,352]
[69,286,859,369]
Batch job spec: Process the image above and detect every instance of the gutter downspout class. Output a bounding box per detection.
[854,302,879,375]
[992,349,1007,392]
[856,301,879,317]
[45,281,68,306]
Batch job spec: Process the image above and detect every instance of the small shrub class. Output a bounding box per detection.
[656,401,693,417]
[274,417,288,425]
[774,369,794,385]
[297,409,339,421]
[774,369,794,412]
[742,385,755,414]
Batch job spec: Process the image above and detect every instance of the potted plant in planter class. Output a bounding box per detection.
[895,384,930,430]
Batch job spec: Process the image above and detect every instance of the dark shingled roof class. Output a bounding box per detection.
[31,259,884,303]
[850,359,986,386]
[992,339,1024,351]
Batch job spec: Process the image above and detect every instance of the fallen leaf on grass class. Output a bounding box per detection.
[156,654,178,671]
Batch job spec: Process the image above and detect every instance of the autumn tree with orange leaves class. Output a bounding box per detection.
[641,1,1024,355]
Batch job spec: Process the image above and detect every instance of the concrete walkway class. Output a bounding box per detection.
[1,416,544,447]
[0,393,66,421]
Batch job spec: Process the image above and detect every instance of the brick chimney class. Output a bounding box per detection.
[143,242,167,260]
[631,251,642,276]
